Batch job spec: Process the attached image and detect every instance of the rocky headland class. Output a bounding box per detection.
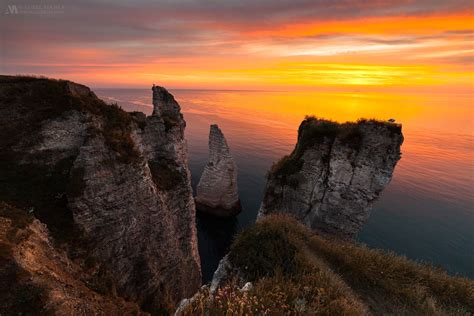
[0,76,200,314]
[195,124,241,217]
[259,116,404,238]
[1,76,472,316]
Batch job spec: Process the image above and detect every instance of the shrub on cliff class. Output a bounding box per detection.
[0,76,142,242]
[99,102,141,164]
[0,76,141,164]
[268,116,401,185]
[228,214,311,281]
[148,160,184,191]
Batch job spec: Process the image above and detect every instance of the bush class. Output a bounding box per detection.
[268,116,401,182]
[269,155,304,186]
[97,103,141,164]
[148,160,184,191]
[162,115,180,132]
[357,118,402,134]
[299,116,363,150]
[229,214,311,281]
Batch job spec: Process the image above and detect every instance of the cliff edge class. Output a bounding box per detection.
[178,215,473,315]
[0,76,201,314]
[259,116,404,238]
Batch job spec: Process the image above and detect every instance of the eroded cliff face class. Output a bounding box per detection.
[195,125,241,216]
[259,116,403,238]
[0,203,146,315]
[0,76,201,313]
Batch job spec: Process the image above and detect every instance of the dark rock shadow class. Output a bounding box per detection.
[197,213,237,283]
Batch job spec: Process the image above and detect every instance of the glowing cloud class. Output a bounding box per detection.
[1,0,472,90]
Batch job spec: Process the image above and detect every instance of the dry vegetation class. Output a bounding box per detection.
[0,75,141,164]
[308,232,474,315]
[0,202,145,315]
[0,202,48,315]
[0,75,142,242]
[180,215,474,315]
[270,116,401,183]
[148,160,185,191]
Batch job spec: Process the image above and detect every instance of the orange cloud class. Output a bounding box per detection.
[246,13,474,37]
[2,2,472,90]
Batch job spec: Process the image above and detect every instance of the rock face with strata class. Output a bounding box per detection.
[0,76,201,314]
[195,125,241,216]
[259,117,403,238]
[0,203,146,315]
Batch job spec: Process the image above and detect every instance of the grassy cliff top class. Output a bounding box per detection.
[0,75,141,242]
[299,115,401,142]
[181,215,473,315]
[0,75,140,162]
[270,115,402,182]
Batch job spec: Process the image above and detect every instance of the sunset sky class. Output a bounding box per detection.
[1,0,473,91]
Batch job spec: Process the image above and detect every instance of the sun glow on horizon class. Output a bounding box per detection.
[2,1,473,91]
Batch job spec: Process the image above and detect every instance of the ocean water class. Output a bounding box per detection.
[95,88,474,281]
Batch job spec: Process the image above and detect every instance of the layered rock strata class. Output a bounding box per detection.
[259,116,403,238]
[195,124,241,217]
[0,76,201,314]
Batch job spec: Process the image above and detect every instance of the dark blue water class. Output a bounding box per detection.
[95,88,474,281]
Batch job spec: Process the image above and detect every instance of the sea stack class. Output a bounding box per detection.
[259,116,403,238]
[196,124,241,216]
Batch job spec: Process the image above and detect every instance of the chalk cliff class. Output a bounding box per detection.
[195,124,241,216]
[259,116,403,238]
[0,76,201,314]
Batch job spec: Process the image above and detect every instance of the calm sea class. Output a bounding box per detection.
[95,88,474,281]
